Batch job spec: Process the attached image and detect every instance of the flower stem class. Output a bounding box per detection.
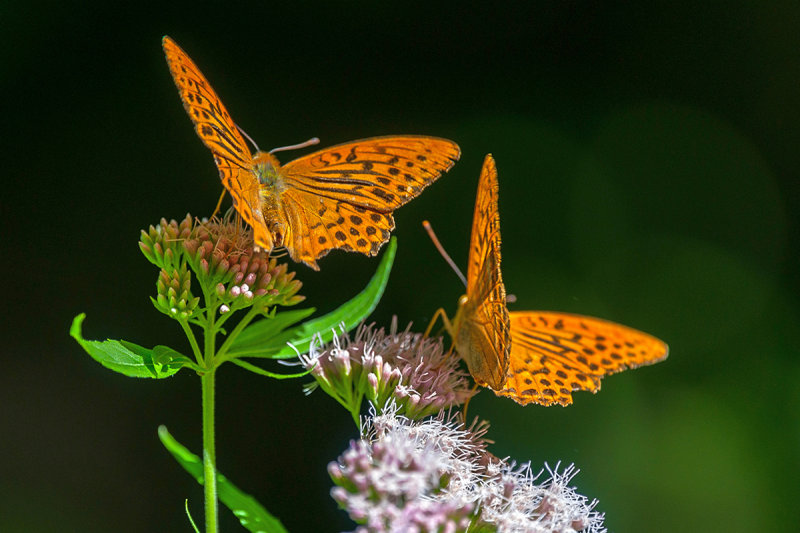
[179,319,203,366]
[214,306,261,363]
[201,369,218,533]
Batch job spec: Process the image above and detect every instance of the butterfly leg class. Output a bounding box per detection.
[423,308,454,338]
[210,189,227,219]
[461,382,481,422]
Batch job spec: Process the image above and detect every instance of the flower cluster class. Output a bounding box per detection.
[300,320,476,420]
[139,214,194,271]
[330,406,606,533]
[139,214,304,320]
[154,263,199,320]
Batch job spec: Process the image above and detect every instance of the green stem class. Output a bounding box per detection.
[349,403,360,427]
[180,319,203,367]
[200,301,219,533]
[214,306,262,363]
[201,369,218,533]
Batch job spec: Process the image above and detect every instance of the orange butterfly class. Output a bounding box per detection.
[427,154,668,406]
[162,36,460,270]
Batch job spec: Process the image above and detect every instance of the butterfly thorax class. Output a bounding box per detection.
[253,152,287,194]
[452,294,473,349]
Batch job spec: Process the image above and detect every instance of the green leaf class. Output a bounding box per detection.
[229,358,312,379]
[227,237,397,360]
[70,314,187,378]
[158,426,288,533]
[230,307,317,350]
[153,345,196,368]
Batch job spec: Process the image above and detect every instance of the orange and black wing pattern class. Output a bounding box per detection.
[279,136,460,268]
[495,311,669,406]
[162,36,273,249]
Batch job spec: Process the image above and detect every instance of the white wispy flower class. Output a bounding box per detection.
[330,405,606,533]
[478,461,606,533]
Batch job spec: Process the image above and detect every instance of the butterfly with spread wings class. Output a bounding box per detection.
[427,154,668,406]
[163,36,460,269]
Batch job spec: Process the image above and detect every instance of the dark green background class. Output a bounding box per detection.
[3,2,799,532]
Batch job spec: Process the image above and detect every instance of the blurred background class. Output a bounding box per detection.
[3,1,799,531]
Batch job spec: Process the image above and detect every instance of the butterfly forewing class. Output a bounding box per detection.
[282,137,460,212]
[495,311,669,406]
[162,37,252,167]
[163,37,273,248]
[455,155,510,390]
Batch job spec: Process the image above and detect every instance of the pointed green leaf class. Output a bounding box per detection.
[230,358,312,379]
[70,314,186,378]
[158,426,288,533]
[227,237,397,360]
[230,307,317,350]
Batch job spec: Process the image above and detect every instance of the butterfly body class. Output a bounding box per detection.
[163,36,459,269]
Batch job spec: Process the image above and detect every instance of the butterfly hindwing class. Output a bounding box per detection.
[279,190,395,269]
[495,311,669,406]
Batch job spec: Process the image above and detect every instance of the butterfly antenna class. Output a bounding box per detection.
[236,125,261,152]
[270,137,320,154]
[422,220,467,288]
